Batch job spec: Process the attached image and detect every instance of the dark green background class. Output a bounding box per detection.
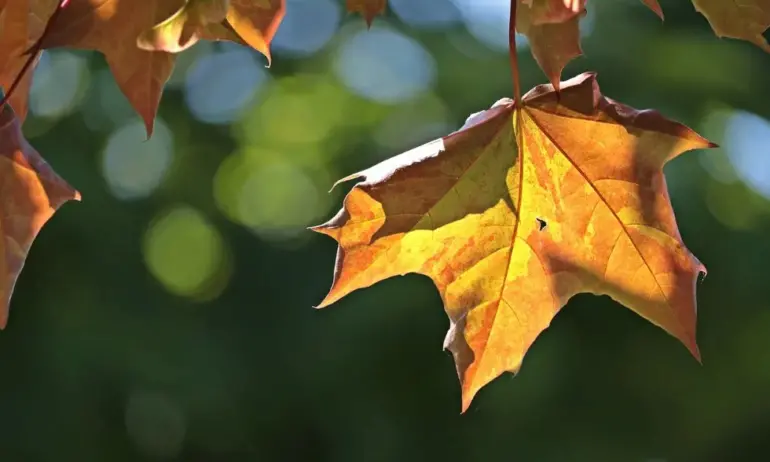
[1,0,769,460]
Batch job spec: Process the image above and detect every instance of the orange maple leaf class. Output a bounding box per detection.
[138,0,285,64]
[137,0,232,53]
[346,0,386,27]
[0,94,80,329]
[642,0,769,51]
[520,0,586,25]
[639,0,664,20]
[223,0,285,63]
[313,72,714,411]
[0,0,58,121]
[513,0,664,88]
[516,2,585,91]
[38,0,284,136]
[38,0,184,136]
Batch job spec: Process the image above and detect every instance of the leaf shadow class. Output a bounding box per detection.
[448,243,705,392]
[38,0,190,61]
[364,109,517,243]
[603,104,694,232]
[525,73,707,233]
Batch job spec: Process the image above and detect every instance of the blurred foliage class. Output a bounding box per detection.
[1,0,770,460]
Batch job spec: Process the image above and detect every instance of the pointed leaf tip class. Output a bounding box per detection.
[224,0,285,63]
[346,0,386,26]
[516,4,585,91]
[0,93,79,328]
[640,0,664,20]
[39,0,285,131]
[691,0,769,52]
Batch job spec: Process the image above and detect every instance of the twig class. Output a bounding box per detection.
[0,0,70,110]
[508,0,521,106]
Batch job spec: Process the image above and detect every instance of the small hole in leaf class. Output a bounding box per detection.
[536,218,547,231]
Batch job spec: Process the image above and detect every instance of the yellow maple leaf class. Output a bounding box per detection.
[313,72,714,411]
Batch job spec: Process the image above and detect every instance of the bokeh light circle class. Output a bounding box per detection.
[102,119,174,200]
[334,27,436,104]
[143,206,230,299]
[184,46,269,124]
[272,0,341,56]
[125,390,186,459]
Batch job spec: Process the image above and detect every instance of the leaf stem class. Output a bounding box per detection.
[508,0,521,106]
[0,0,69,111]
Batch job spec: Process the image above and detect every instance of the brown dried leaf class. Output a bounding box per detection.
[0,93,80,328]
[38,0,185,136]
[0,0,58,121]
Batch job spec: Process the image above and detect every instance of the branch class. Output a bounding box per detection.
[0,0,70,110]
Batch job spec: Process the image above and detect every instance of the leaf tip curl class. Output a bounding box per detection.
[312,298,334,310]
[328,172,365,193]
[459,396,472,415]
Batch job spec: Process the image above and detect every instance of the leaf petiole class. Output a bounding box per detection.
[0,0,70,110]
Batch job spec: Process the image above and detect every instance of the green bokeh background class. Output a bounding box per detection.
[1,0,769,460]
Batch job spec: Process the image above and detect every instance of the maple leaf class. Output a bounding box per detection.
[36,0,284,135]
[138,0,285,64]
[641,0,769,51]
[34,0,285,136]
[514,0,667,87]
[516,1,585,91]
[520,0,586,25]
[346,0,386,27]
[0,0,59,121]
[0,92,80,329]
[691,0,770,52]
[312,72,713,411]
[37,0,186,136]
[223,0,285,63]
[138,0,231,53]
[639,0,664,20]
